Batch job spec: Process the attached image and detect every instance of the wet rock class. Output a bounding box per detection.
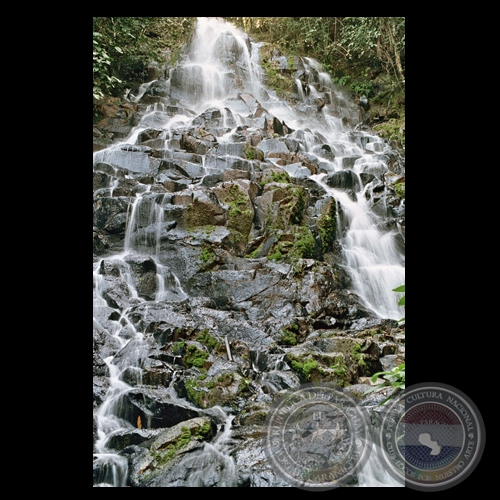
[182,189,227,229]
[257,138,290,159]
[325,170,362,192]
[129,416,216,487]
[93,197,130,234]
[117,386,202,430]
[93,376,110,411]
[212,181,255,244]
[106,428,164,452]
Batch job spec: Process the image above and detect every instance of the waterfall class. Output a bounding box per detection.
[171,17,264,113]
[93,17,405,487]
[312,174,405,320]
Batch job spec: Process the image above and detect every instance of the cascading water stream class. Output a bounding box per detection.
[172,407,239,487]
[93,277,135,486]
[312,173,405,320]
[184,17,263,111]
[93,17,404,487]
[93,188,187,488]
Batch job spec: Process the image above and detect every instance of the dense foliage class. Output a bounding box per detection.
[93,17,196,101]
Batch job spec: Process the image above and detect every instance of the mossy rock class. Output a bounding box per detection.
[317,197,338,253]
[285,336,376,387]
[259,166,291,187]
[185,194,227,230]
[258,182,308,232]
[137,417,215,484]
[266,226,319,263]
[213,182,255,244]
[184,371,251,409]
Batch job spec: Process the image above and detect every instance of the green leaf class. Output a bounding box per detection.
[362,385,385,396]
[393,285,405,293]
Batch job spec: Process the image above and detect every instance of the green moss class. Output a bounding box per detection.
[331,356,348,380]
[228,208,253,240]
[172,341,186,356]
[287,186,306,225]
[246,244,263,259]
[285,226,316,261]
[183,345,209,369]
[317,201,337,252]
[260,170,291,188]
[243,144,264,161]
[185,378,205,407]
[266,226,317,263]
[357,328,384,339]
[281,324,299,346]
[178,426,193,448]
[216,373,234,386]
[352,343,367,370]
[200,243,216,270]
[260,45,295,99]
[196,329,219,350]
[185,371,250,409]
[287,354,320,381]
[373,116,405,149]
[154,426,192,467]
[155,446,176,467]
[394,182,405,199]
[188,225,217,235]
[218,184,254,242]
[194,422,212,440]
[154,422,211,468]
[268,246,284,261]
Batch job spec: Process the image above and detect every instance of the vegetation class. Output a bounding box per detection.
[280,324,300,346]
[199,243,216,270]
[393,284,405,307]
[317,201,338,252]
[363,284,405,404]
[363,363,406,405]
[183,344,209,370]
[153,422,212,468]
[196,330,219,350]
[288,355,319,382]
[393,284,405,322]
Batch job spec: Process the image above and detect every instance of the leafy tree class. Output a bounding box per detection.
[338,17,405,83]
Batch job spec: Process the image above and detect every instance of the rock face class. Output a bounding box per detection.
[93,18,405,487]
